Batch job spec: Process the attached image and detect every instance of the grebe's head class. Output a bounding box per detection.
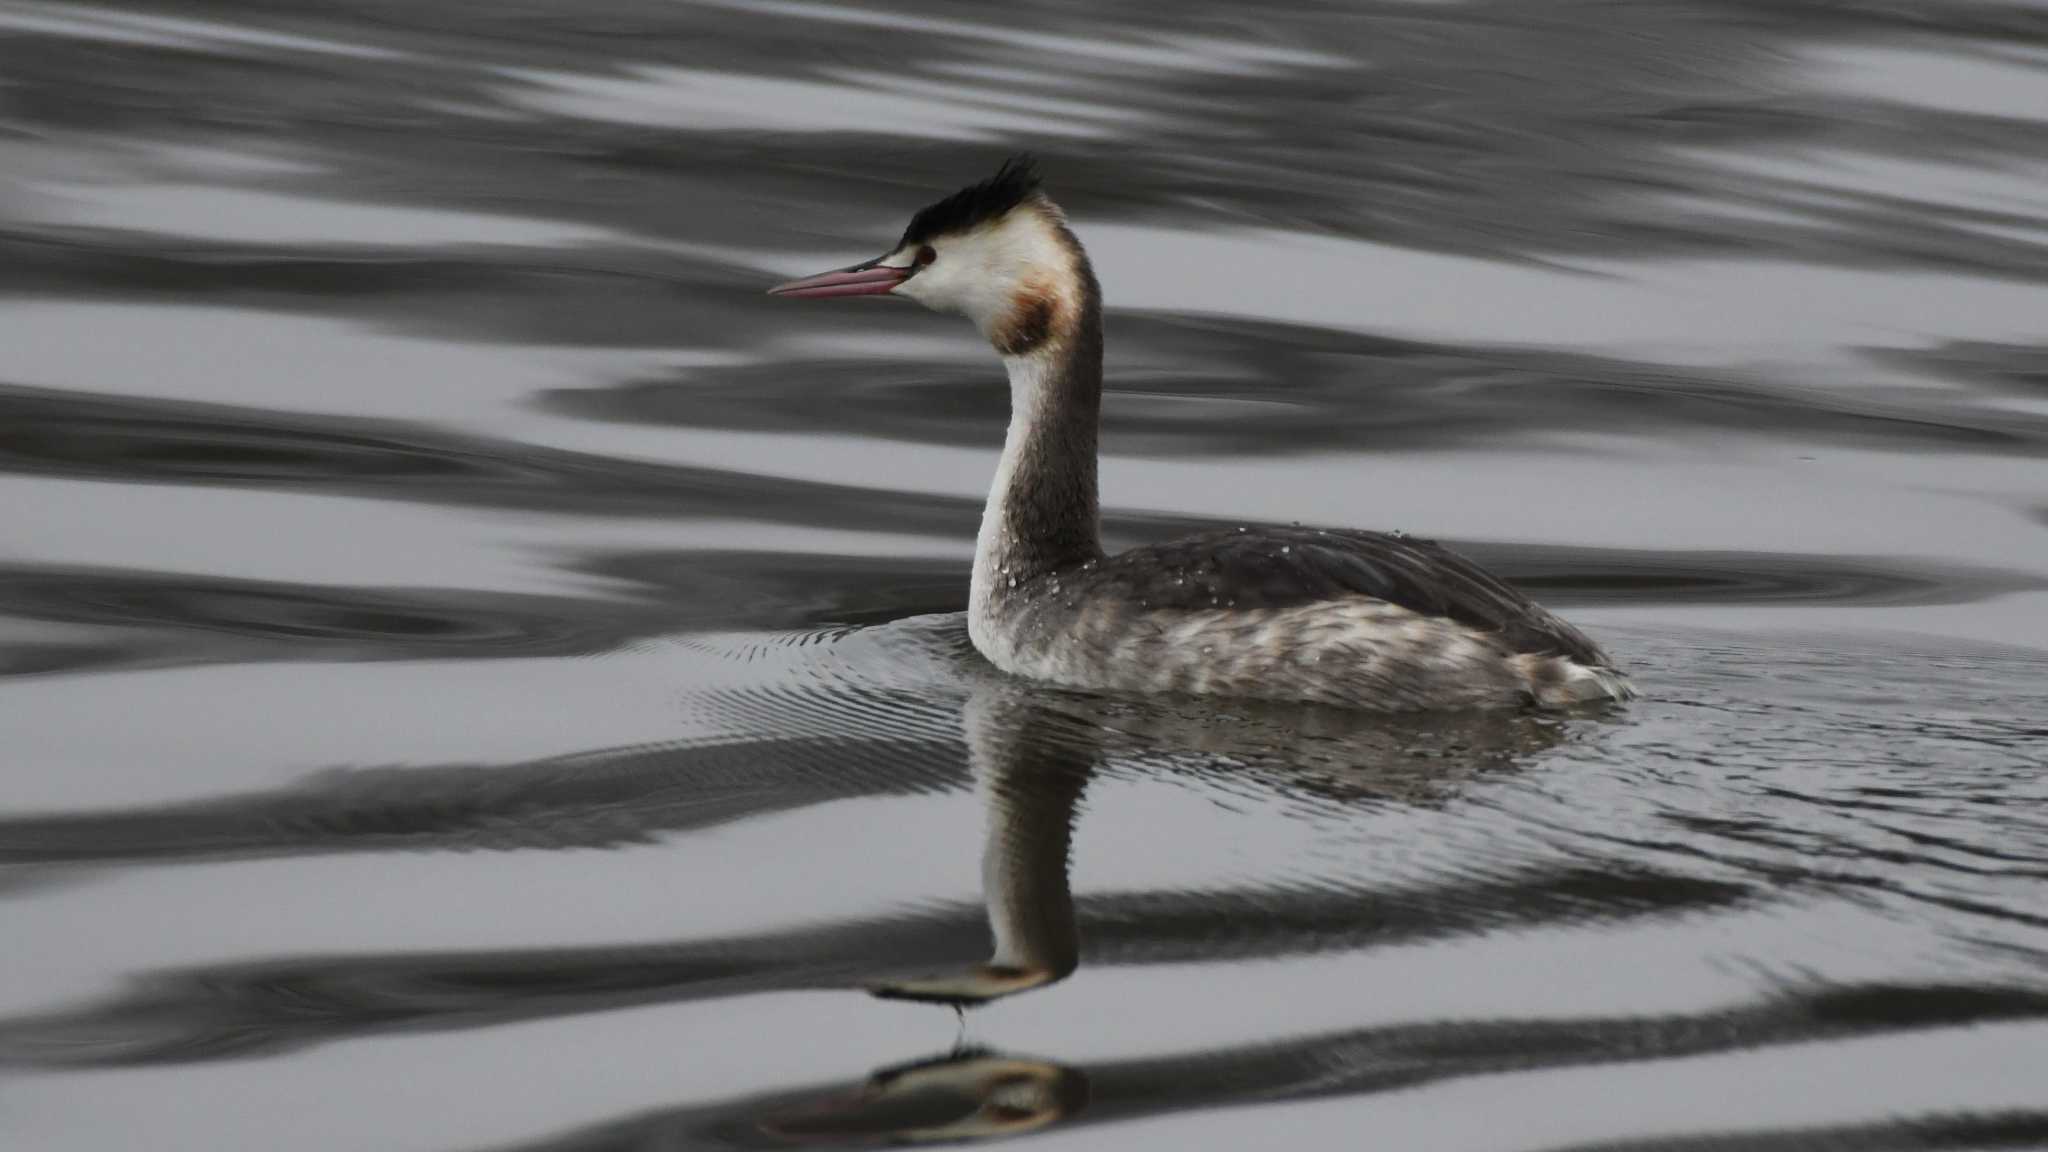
[769,156,1091,356]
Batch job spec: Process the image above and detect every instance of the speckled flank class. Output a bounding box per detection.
[977,585,1632,711]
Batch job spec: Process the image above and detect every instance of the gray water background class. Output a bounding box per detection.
[1,1,2047,1149]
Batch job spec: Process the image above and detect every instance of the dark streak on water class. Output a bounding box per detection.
[2,1,2047,1150]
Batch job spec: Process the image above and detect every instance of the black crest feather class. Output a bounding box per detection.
[900,155,1042,246]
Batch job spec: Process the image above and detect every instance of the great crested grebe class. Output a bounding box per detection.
[770,158,1632,711]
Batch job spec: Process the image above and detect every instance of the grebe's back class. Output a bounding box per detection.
[976,525,1630,711]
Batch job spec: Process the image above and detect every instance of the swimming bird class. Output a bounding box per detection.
[770,158,1631,710]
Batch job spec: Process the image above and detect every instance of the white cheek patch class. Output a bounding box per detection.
[894,209,1074,337]
[897,230,1005,322]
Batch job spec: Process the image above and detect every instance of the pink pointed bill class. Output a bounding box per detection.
[767,260,909,299]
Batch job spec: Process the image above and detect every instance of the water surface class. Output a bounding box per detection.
[2,1,2046,1149]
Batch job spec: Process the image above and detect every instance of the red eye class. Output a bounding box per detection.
[915,245,937,266]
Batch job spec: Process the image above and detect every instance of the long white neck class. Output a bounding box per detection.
[970,353,1052,617]
[969,344,1102,629]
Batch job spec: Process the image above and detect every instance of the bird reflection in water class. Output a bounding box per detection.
[866,689,1093,1009]
[871,661,1566,1005]
[742,664,1571,1148]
